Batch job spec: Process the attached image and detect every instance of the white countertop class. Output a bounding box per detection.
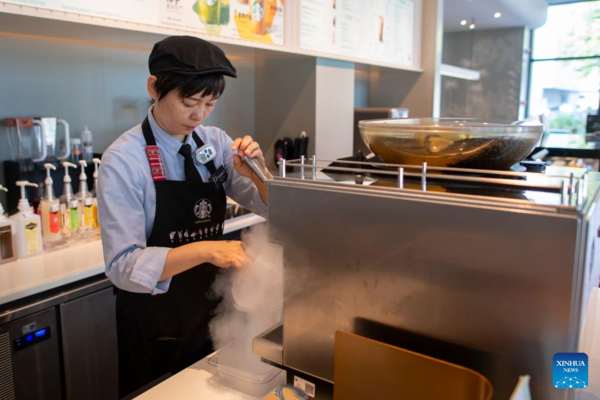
[0,214,266,306]
[136,352,264,400]
[0,234,106,306]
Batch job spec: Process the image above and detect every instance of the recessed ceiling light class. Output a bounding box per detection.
[469,23,476,29]
[494,12,501,18]
[460,20,467,25]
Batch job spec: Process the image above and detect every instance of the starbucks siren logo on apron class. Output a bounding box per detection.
[194,198,213,219]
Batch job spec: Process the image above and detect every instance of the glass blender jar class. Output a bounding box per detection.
[34,117,70,167]
[2,118,47,172]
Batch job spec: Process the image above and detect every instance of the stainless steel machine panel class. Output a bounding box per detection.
[0,308,62,399]
[268,177,598,400]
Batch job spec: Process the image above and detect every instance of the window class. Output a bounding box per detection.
[527,1,600,133]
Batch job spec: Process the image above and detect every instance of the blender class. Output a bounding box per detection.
[34,117,70,166]
[2,118,47,172]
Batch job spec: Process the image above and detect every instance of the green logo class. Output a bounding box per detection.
[252,1,264,21]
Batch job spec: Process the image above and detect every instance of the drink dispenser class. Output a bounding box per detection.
[2,118,47,172]
[34,117,70,166]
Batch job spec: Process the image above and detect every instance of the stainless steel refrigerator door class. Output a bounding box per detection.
[60,287,118,400]
[269,181,583,400]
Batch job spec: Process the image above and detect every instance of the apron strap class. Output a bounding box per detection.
[141,116,225,185]
[142,117,167,182]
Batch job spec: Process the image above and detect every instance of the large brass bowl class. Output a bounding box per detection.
[358,118,544,170]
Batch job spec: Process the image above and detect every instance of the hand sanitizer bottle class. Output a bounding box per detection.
[10,181,43,258]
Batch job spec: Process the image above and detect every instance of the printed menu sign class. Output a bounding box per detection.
[160,0,284,45]
[3,0,158,23]
[301,0,414,66]
[3,0,284,46]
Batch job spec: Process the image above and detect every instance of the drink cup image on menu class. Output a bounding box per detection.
[220,0,230,24]
[199,0,221,25]
[251,0,266,35]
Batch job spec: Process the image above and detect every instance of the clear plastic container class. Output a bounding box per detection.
[209,353,286,397]
[70,138,82,163]
[358,118,544,170]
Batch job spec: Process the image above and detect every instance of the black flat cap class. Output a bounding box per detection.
[149,35,237,78]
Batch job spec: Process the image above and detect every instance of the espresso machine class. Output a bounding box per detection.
[254,119,600,400]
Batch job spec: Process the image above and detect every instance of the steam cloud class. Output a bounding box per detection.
[209,224,283,373]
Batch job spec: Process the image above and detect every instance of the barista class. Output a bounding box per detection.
[97,35,273,397]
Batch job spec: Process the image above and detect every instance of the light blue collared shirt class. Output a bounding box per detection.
[98,108,267,295]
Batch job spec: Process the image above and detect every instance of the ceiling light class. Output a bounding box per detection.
[469,23,476,29]
[494,12,501,18]
[460,20,467,26]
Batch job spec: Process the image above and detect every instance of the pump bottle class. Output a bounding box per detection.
[77,160,94,233]
[59,162,79,239]
[81,126,93,162]
[10,181,43,258]
[0,185,17,265]
[40,163,62,244]
[92,158,101,230]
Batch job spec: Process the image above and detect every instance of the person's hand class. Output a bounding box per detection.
[231,135,271,182]
[197,240,252,269]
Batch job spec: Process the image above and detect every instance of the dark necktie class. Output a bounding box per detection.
[178,144,203,182]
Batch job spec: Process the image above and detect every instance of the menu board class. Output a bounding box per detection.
[3,0,285,46]
[301,0,414,66]
[50,0,157,23]
[160,0,284,45]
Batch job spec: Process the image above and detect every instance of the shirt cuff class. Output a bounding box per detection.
[153,277,172,295]
[129,246,172,294]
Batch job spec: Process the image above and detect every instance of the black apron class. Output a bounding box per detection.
[116,118,227,398]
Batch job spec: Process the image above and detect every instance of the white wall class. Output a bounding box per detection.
[254,51,316,170]
[315,58,355,161]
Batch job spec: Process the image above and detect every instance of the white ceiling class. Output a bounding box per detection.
[444,0,549,32]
